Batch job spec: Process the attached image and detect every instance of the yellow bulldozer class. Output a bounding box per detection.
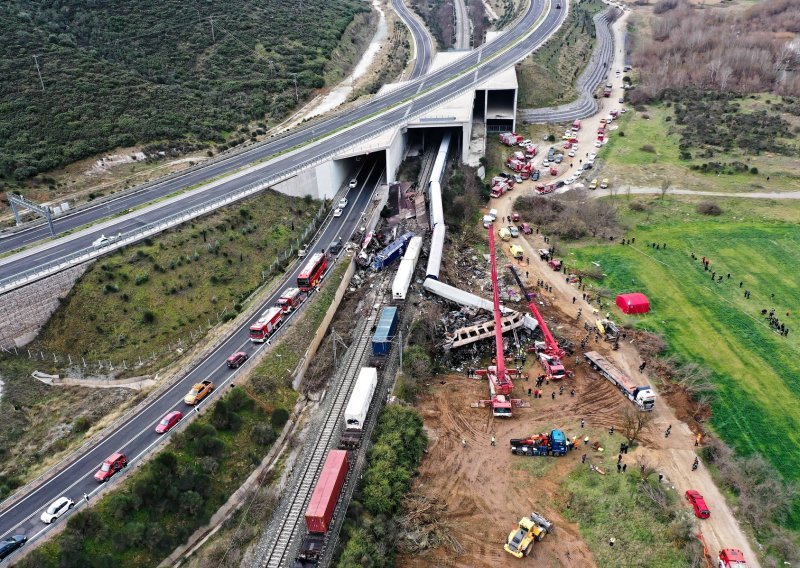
[596,318,620,342]
[503,512,554,558]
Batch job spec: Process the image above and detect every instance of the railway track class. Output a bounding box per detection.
[253,276,391,568]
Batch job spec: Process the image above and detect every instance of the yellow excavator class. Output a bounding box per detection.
[596,318,620,342]
[504,512,553,558]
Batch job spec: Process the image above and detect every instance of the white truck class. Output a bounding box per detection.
[339,367,378,449]
[584,351,656,411]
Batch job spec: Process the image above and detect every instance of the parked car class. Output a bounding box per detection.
[518,139,532,147]
[554,154,563,164]
[338,197,348,209]
[348,179,358,189]
[298,246,308,258]
[511,212,520,222]
[582,162,593,170]
[0,535,26,560]
[155,411,183,434]
[589,179,598,190]
[226,351,248,369]
[600,179,610,189]
[513,174,523,184]
[333,208,343,218]
[40,497,74,524]
[619,97,624,103]
[568,149,576,158]
[521,223,533,234]
[508,225,519,238]
[685,490,710,519]
[531,170,540,181]
[94,452,127,482]
[588,152,597,160]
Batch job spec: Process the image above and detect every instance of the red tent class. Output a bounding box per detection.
[616,293,650,314]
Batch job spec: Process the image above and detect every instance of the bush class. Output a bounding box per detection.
[251,423,276,446]
[697,202,723,216]
[271,408,290,430]
[629,201,649,212]
[640,144,656,153]
[142,310,156,324]
[72,415,92,434]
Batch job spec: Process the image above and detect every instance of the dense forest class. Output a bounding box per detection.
[0,0,369,180]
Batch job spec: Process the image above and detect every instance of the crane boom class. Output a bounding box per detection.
[508,265,565,359]
[489,226,507,379]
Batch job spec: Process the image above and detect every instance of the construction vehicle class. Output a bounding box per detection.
[596,318,620,341]
[508,266,569,381]
[474,226,525,417]
[584,351,656,411]
[504,512,554,558]
[510,429,567,456]
[509,245,524,259]
[718,549,749,568]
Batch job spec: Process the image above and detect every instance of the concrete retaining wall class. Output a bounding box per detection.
[0,264,89,348]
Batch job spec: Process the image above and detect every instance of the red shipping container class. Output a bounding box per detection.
[305,450,349,534]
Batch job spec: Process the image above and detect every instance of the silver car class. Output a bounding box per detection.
[41,496,74,524]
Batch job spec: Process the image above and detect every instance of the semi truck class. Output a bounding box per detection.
[510,429,567,456]
[584,351,656,411]
[339,368,378,449]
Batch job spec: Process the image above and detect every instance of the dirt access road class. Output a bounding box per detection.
[488,199,761,565]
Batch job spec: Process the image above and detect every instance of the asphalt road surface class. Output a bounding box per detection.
[0,156,385,561]
[391,0,436,80]
[0,0,566,292]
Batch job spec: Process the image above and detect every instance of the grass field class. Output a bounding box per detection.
[568,196,800,514]
[603,101,800,193]
[517,0,605,109]
[561,463,698,567]
[32,190,319,373]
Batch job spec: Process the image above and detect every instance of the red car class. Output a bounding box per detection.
[685,489,710,519]
[94,452,127,482]
[155,410,183,434]
[226,351,248,369]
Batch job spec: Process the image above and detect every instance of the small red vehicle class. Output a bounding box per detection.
[155,410,183,434]
[94,452,127,482]
[521,223,532,235]
[685,489,710,519]
[511,212,520,222]
[226,351,249,368]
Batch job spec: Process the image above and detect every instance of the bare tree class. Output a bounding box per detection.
[636,454,657,480]
[671,362,715,396]
[659,178,671,200]
[639,479,669,511]
[620,407,654,445]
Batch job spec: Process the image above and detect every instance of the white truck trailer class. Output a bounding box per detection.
[584,351,656,411]
[339,367,378,448]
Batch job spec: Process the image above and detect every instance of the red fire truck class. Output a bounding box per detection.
[249,306,284,342]
[276,287,304,313]
[297,252,328,292]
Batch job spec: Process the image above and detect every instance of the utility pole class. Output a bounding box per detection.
[32,55,44,92]
[209,17,215,42]
[399,329,403,371]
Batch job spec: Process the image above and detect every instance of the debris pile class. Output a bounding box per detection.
[398,494,464,555]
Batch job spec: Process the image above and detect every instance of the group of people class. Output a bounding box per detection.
[694,253,791,337]
[761,308,791,336]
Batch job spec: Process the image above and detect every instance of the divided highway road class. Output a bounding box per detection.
[0,157,385,561]
[0,0,567,294]
[391,0,436,80]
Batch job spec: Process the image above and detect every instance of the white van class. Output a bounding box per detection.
[482,215,494,228]
[488,208,498,221]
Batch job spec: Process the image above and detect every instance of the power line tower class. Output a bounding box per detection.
[7,193,56,236]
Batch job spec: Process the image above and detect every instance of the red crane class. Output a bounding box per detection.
[473,226,525,417]
[508,265,569,380]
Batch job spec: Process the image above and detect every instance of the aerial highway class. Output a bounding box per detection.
[0,0,566,559]
[0,157,384,563]
[0,0,566,294]
[391,0,436,80]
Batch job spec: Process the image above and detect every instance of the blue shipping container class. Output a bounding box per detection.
[371,233,414,271]
[372,306,399,356]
